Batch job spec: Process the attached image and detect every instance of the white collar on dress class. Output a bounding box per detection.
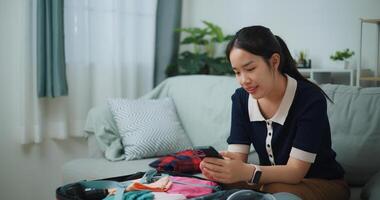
[248,74,297,125]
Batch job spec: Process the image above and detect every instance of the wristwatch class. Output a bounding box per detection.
[248,164,262,185]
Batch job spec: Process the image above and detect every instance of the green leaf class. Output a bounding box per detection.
[330,48,355,61]
[165,63,179,77]
[207,57,234,75]
[181,37,195,44]
[177,53,208,74]
[203,21,225,43]
[224,35,234,41]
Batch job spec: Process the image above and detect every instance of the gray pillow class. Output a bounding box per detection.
[107,97,193,160]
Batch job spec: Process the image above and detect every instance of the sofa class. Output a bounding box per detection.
[62,75,380,200]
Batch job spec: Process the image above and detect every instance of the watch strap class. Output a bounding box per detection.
[248,164,262,185]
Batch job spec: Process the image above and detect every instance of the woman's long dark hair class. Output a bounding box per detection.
[225,25,332,102]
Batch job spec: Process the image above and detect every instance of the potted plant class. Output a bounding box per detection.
[296,50,311,68]
[166,21,234,77]
[330,48,355,69]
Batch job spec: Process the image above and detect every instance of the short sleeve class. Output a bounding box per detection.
[290,96,328,163]
[227,89,251,153]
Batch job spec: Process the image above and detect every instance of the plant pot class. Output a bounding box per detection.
[335,60,350,69]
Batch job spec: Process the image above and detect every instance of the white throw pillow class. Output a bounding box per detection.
[107,97,193,160]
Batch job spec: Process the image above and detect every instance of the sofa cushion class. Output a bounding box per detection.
[321,84,380,186]
[142,75,241,151]
[108,97,192,160]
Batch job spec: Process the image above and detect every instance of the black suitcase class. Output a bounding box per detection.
[56,171,208,200]
[56,172,146,200]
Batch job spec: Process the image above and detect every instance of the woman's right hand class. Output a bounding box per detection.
[200,151,247,178]
[199,153,254,183]
[200,150,246,179]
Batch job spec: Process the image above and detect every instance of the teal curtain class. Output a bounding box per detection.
[154,0,182,86]
[37,0,68,97]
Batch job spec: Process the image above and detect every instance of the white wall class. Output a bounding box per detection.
[0,0,88,199]
[181,0,380,71]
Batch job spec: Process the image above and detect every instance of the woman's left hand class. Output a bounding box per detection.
[200,152,253,184]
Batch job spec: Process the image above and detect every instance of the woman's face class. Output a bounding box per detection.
[229,47,279,99]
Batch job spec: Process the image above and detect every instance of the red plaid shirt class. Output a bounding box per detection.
[149,149,207,174]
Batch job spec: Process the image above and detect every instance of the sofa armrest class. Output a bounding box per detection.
[84,105,125,161]
[361,171,380,200]
[87,133,104,158]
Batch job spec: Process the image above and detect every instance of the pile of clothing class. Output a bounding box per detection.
[57,150,300,200]
[103,170,220,200]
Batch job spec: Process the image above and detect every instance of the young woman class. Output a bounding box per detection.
[200,26,350,200]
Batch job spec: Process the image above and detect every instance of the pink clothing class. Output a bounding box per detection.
[166,176,218,198]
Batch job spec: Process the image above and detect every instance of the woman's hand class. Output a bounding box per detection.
[200,151,254,184]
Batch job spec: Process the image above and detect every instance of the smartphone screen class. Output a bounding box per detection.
[194,146,224,159]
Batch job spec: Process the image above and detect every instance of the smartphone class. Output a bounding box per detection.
[194,146,224,159]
